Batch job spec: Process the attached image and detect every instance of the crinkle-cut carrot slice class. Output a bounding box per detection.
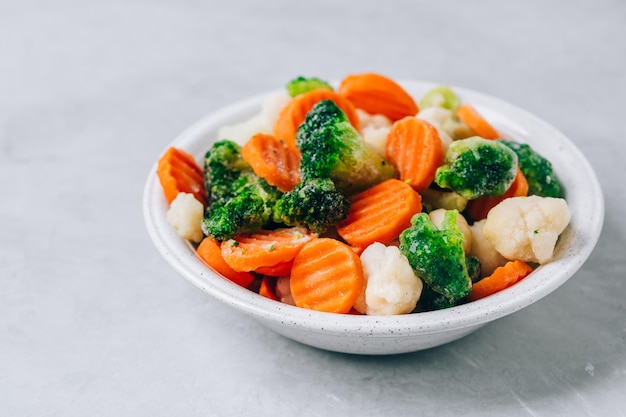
[221,227,317,272]
[196,237,255,288]
[290,238,365,314]
[336,178,422,249]
[385,117,444,191]
[255,260,294,277]
[467,259,533,301]
[338,72,418,121]
[273,89,360,150]
[456,103,500,140]
[157,146,207,206]
[241,133,301,192]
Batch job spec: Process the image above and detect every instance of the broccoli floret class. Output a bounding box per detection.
[399,211,472,305]
[498,139,563,198]
[204,140,253,206]
[202,193,268,240]
[435,136,518,200]
[296,100,396,195]
[273,178,350,234]
[465,255,482,283]
[418,286,457,311]
[286,76,333,97]
[202,140,282,240]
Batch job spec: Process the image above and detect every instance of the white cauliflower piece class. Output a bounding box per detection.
[260,90,291,126]
[354,242,423,316]
[416,107,454,152]
[166,192,205,243]
[482,195,571,264]
[429,208,472,254]
[217,90,290,146]
[356,109,392,157]
[469,219,508,277]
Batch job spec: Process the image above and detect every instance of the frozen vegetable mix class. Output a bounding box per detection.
[154,72,573,316]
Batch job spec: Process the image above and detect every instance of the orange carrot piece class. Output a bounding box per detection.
[338,72,418,121]
[465,168,529,221]
[290,238,365,313]
[385,117,444,191]
[196,237,255,288]
[467,260,533,301]
[259,277,278,301]
[241,133,301,192]
[273,89,360,150]
[157,146,207,206]
[456,103,500,140]
[255,260,294,277]
[221,227,317,272]
[336,179,422,249]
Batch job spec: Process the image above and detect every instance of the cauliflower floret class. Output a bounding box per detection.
[353,242,423,315]
[469,219,508,277]
[482,195,571,264]
[429,208,472,254]
[356,109,392,157]
[217,91,291,146]
[416,107,454,153]
[260,90,291,125]
[166,192,205,243]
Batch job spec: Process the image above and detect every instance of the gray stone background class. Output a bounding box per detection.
[1,0,624,415]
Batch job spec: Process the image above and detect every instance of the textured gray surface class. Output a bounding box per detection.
[1,0,625,415]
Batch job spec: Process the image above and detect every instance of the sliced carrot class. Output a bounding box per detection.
[385,117,444,191]
[259,277,278,300]
[336,179,422,249]
[467,260,533,301]
[255,260,294,277]
[157,146,207,205]
[456,103,500,140]
[465,168,529,221]
[338,72,418,121]
[290,238,365,313]
[273,89,360,150]
[196,237,255,288]
[221,227,317,272]
[241,133,301,192]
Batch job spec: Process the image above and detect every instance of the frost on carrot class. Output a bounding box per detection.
[157,146,207,206]
[241,133,301,193]
[220,227,317,273]
[339,72,418,121]
[290,238,365,314]
[337,179,422,249]
[385,117,444,192]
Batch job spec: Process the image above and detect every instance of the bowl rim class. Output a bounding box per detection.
[143,80,605,338]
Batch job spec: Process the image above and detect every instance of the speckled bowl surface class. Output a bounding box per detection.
[143,81,604,355]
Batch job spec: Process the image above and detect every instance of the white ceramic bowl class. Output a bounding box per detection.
[143,81,604,355]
